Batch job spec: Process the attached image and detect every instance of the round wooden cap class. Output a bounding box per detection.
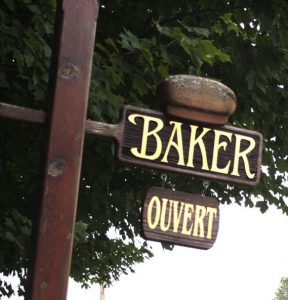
[157,75,237,125]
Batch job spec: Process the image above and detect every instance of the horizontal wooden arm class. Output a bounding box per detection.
[0,102,119,140]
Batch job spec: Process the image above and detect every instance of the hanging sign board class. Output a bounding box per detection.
[115,106,263,187]
[142,187,220,249]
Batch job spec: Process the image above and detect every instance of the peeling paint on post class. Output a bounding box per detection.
[28,1,99,300]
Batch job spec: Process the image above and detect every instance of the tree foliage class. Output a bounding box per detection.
[274,277,288,300]
[1,0,288,297]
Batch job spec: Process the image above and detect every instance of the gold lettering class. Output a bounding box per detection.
[211,130,232,174]
[147,196,218,241]
[186,125,210,170]
[206,207,217,239]
[193,205,206,238]
[181,203,194,235]
[231,134,256,179]
[172,200,185,233]
[161,121,185,166]
[129,114,163,160]
[147,196,161,229]
[160,198,172,231]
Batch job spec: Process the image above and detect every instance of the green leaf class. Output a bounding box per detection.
[132,74,150,96]
[3,0,15,11]
[4,218,15,230]
[120,30,143,50]
[183,25,210,38]
[156,23,183,40]
[5,231,15,242]
[220,13,241,36]
[158,63,169,77]
[212,23,224,36]
[276,159,288,173]
[192,39,231,64]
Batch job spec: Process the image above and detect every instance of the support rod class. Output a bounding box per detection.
[0,102,45,124]
[0,102,120,140]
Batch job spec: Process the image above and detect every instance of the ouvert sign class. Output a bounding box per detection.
[116,105,263,187]
[142,187,220,250]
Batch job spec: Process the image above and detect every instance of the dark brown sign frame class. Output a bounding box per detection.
[142,187,220,249]
[116,106,263,187]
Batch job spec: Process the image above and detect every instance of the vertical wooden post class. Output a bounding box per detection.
[29,1,99,299]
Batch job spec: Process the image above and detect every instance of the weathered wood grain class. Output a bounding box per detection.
[117,106,263,187]
[142,187,220,250]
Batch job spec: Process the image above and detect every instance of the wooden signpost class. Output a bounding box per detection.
[1,104,263,188]
[142,187,219,249]
[0,2,264,299]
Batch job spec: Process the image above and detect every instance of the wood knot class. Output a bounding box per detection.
[40,281,48,289]
[58,63,79,79]
[48,159,66,177]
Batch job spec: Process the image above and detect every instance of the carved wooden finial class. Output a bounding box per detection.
[157,75,237,125]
